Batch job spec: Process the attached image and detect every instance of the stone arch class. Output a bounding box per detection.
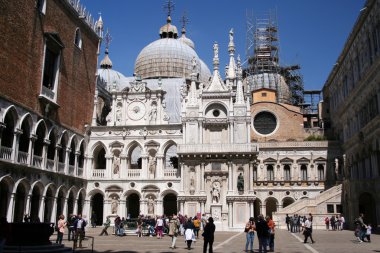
[0,175,14,219]
[1,105,18,149]
[33,120,47,160]
[46,128,58,168]
[55,185,68,220]
[87,188,106,199]
[13,178,30,222]
[33,119,48,138]
[66,187,77,217]
[88,189,105,225]
[161,189,178,216]
[281,196,295,208]
[18,114,33,162]
[264,197,278,218]
[253,198,262,218]
[43,183,56,222]
[77,139,86,172]
[127,141,143,170]
[162,141,178,169]
[76,188,86,215]
[29,181,44,222]
[125,140,143,155]
[68,135,78,169]
[204,101,228,116]
[92,142,107,170]
[359,192,377,226]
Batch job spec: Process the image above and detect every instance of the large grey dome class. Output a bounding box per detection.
[134,38,211,83]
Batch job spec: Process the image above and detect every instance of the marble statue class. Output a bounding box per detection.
[148,156,157,176]
[111,197,118,214]
[113,155,120,174]
[211,181,220,204]
[148,196,154,214]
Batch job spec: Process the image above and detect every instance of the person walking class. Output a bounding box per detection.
[202,217,215,253]
[324,216,329,230]
[156,215,164,239]
[168,215,179,249]
[365,223,372,242]
[90,212,97,228]
[184,218,195,250]
[55,215,66,245]
[255,214,269,253]
[244,217,255,252]
[303,217,315,244]
[355,213,367,242]
[193,216,201,239]
[99,216,111,236]
[266,216,275,252]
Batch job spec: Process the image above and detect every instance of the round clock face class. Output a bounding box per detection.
[128,102,146,120]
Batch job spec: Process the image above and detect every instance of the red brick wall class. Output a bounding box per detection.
[0,0,98,133]
[251,102,306,142]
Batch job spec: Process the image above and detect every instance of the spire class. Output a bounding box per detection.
[160,0,178,38]
[205,42,227,92]
[100,29,112,69]
[235,55,245,105]
[95,13,104,38]
[188,57,198,105]
[227,28,236,80]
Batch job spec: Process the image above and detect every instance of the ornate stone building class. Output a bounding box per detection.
[87,16,338,230]
[323,0,380,228]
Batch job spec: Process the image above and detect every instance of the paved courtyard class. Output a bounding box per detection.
[52,227,380,253]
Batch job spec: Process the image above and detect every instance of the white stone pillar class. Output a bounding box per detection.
[180,201,185,215]
[183,123,186,143]
[73,198,78,215]
[156,200,163,216]
[7,193,15,222]
[140,200,147,216]
[200,163,205,193]
[74,152,79,176]
[63,197,69,217]
[11,129,22,163]
[228,162,233,193]
[50,197,58,223]
[180,163,184,192]
[87,156,94,178]
[141,155,148,179]
[249,162,254,192]
[106,155,113,178]
[38,196,45,222]
[121,154,128,179]
[249,201,254,218]
[229,122,234,144]
[199,121,203,143]
[82,199,91,222]
[27,135,36,165]
[120,199,126,218]
[64,148,70,174]
[42,139,50,170]
[25,194,32,216]
[228,202,233,227]
[200,202,205,214]
[157,155,164,179]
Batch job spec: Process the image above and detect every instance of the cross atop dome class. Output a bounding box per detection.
[164,0,175,18]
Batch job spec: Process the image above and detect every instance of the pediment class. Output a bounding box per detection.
[297,157,310,163]
[263,157,277,163]
[280,157,294,163]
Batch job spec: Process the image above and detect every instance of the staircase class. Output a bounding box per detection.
[273,184,342,230]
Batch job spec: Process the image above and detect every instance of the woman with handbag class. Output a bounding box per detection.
[168,215,179,249]
[245,217,255,252]
[184,218,195,250]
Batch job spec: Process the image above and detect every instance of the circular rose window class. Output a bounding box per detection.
[254,111,277,135]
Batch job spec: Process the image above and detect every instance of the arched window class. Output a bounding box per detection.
[2,112,15,148]
[301,164,308,181]
[165,145,178,169]
[267,165,274,181]
[46,132,56,171]
[78,142,85,169]
[94,146,106,170]
[317,164,324,180]
[130,146,142,169]
[284,164,291,181]
[74,28,82,49]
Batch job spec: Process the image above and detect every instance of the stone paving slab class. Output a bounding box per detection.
[51,228,380,253]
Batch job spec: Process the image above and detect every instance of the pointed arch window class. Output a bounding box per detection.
[37,0,46,14]
[74,28,82,49]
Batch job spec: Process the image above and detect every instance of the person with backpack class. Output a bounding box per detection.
[244,217,256,252]
[73,214,87,249]
[255,214,269,253]
[202,217,216,253]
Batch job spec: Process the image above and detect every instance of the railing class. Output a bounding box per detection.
[69,165,75,175]
[17,151,28,164]
[164,169,178,177]
[46,159,55,171]
[258,141,329,148]
[0,146,12,160]
[58,162,65,173]
[177,143,258,154]
[92,169,105,178]
[33,155,43,169]
[127,169,141,178]
[78,167,83,176]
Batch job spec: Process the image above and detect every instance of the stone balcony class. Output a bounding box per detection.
[177,143,259,155]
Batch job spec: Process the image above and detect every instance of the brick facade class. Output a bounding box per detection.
[0,0,98,133]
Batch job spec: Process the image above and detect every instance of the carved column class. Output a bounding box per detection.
[7,193,16,222]
[180,201,185,214]
[106,155,113,178]
[25,194,32,216]
[156,199,163,216]
[183,123,186,143]
[42,139,50,170]
[82,199,91,222]
[54,145,60,172]
[87,156,94,179]
[141,155,148,179]
[73,198,78,216]
[200,162,205,193]
[121,154,128,179]
[248,161,254,192]
[120,199,126,218]
[200,201,205,214]
[50,197,58,223]
[62,198,68,218]
[64,148,70,174]
[228,201,233,227]
[156,155,164,179]
[74,151,80,176]
[199,120,203,143]
[28,134,37,165]
[11,129,22,163]
[229,122,234,144]
[0,123,5,150]
[140,199,147,215]
[38,196,45,222]
[249,201,254,218]
[228,161,233,193]
[180,163,185,192]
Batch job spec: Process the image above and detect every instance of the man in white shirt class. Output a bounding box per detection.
[303,217,315,244]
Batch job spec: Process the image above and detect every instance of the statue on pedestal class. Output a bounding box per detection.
[148,156,157,177]
[148,196,155,214]
[111,197,118,214]
[113,155,120,174]
[211,181,220,204]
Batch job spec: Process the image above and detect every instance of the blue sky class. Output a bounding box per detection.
[82,0,365,90]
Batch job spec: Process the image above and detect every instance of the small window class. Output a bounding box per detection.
[336,204,342,214]
[267,164,274,181]
[317,164,324,180]
[37,0,46,14]
[284,165,291,181]
[74,28,82,49]
[327,204,334,213]
[301,164,308,180]
[262,92,267,97]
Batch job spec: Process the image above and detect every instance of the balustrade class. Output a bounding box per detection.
[127,169,141,178]
[46,159,54,171]
[17,151,28,164]
[92,169,105,178]
[0,146,12,160]
[32,155,43,169]
[164,169,178,178]
[69,165,75,175]
[58,162,65,173]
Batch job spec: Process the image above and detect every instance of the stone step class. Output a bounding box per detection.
[3,243,72,253]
